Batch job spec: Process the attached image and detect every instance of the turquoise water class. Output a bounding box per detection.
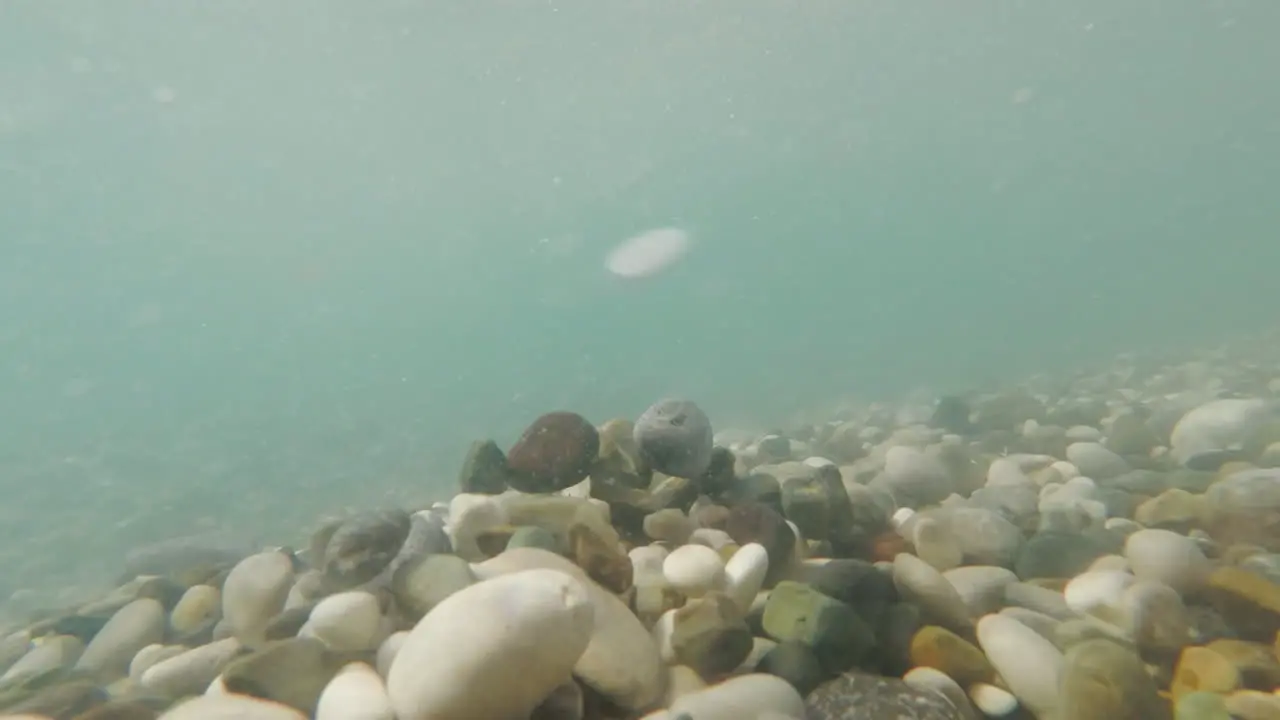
[1,1,1278,595]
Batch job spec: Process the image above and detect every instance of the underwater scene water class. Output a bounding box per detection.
[2,1,1280,718]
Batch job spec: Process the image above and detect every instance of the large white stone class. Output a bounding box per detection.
[386,568,594,720]
[1170,397,1273,467]
[662,544,726,598]
[474,547,665,712]
[300,591,388,653]
[647,673,806,720]
[975,614,1064,720]
[1123,528,1211,594]
[723,543,769,614]
[221,551,295,649]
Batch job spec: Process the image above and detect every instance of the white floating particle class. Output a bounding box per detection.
[604,227,691,278]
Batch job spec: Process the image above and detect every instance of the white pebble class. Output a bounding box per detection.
[975,614,1064,720]
[723,543,769,613]
[222,551,295,649]
[386,569,595,720]
[300,591,389,653]
[1063,570,1135,625]
[663,544,727,598]
[374,631,408,680]
[969,681,1019,716]
[316,662,394,720]
[1123,528,1211,594]
[664,673,805,720]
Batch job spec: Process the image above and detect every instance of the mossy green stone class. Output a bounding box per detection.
[761,581,877,673]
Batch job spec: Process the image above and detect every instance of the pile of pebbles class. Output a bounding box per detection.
[3,355,1280,719]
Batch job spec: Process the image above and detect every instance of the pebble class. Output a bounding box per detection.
[634,398,716,479]
[386,568,595,720]
[299,590,388,652]
[722,543,769,613]
[1124,528,1212,594]
[474,547,666,711]
[158,694,306,719]
[663,544,727,598]
[656,673,806,720]
[73,597,166,679]
[316,661,394,720]
[222,550,296,649]
[974,613,1064,719]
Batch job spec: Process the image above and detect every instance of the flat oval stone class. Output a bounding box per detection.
[386,569,594,720]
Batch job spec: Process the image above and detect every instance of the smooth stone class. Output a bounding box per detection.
[1066,441,1130,480]
[0,630,32,674]
[997,607,1062,644]
[389,553,475,621]
[74,598,166,679]
[568,521,633,595]
[474,548,665,712]
[665,673,805,720]
[1123,580,1194,655]
[221,636,345,715]
[1223,690,1280,720]
[1,634,84,682]
[761,581,877,673]
[724,503,796,586]
[968,682,1018,717]
[299,590,388,653]
[1172,646,1241,698]
[1058,638,1170,719]
[801,558,898,630]
[1004,581,1077,620]
[506,411,600,493]
[320,510,413,589]
[661,593,753,679]
[634,399,715,479]
[975,613,1064,720]
[874,445,954,506]
[138,637,242,697]
[1063,570,1135,625]
[908,625,995,686]
[913,517,962,572]
[129,643,186,682]
[169,585,221,637]
[1175,691,1231,720]
[755,640,826,696]
[645,509,696,545]
[222,551,296,649]
[892,553,974,635]
[1124,528,1212,594]
[1204,638,1280,689]
[722,543,769,613]
[1015,531,1108,581]
[943,566,1018,617]
[663,545,727,598]
[374,631,408,679]
[806,670,968,719]
[316,661,394,720]
[1169,398,1271,468]
[506,525,563,554]
[387,568,594,720]
[903,666,976,720]
[158,694,306,719]
[457,439,509,494]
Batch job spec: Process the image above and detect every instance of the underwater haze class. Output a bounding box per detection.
[2,1,1279,597]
